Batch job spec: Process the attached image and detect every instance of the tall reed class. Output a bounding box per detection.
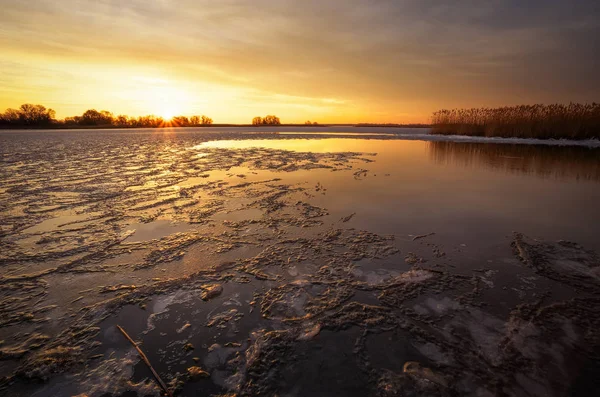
[431,103,600,140]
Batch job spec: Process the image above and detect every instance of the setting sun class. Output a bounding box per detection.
[160,109,175,120]
[117,77,192,120]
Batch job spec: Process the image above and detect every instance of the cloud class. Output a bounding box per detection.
[0,0,598,121]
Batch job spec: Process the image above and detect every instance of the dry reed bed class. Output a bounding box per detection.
[431,103,600,140]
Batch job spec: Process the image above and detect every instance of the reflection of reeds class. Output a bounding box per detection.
[431,103,600,139]
[428,141,600,181]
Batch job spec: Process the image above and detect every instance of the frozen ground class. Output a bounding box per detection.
[0,129,599,396]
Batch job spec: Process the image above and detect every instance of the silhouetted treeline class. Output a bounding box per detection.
[431,103,600,140]
[0,104,213,129]
[65,110,213,127]
[252,115,281,125]
[0,104,56,127]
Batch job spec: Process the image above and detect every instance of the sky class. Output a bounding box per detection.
[0,0,599,123]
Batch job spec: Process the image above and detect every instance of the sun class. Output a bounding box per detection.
[161,110,175,120]
[126,78,189,121]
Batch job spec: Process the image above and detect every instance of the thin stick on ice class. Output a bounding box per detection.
[116,325,173,397]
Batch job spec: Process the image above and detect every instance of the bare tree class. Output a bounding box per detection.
[263,115,281,125]
[80,109,113,125]
[18,104,55,125]
[171,116,190,126]
[115,115,129,127]
[0,108,20,124]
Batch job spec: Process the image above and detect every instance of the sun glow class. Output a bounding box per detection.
[120,77,193,120]
[160,109,176,120]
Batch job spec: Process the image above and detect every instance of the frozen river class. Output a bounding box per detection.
[1,128,599,396]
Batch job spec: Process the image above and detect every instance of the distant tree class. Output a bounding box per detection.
[263,115,281,125]
[80,109,99,125]
[313,121,318,125]
[305,120,312,125]
[252,115,280,125]
[129,116,142,127]
[0,104,56,127]
[115,115,129,127]
[6,108,21,121]
[1,108,20,125]
[154,116,165,127]
[18,104,56,125]
[171,116,189,126]
[80,109,113,125]
[190,116,200,125]
[100,110,114,124]
[64,116,81,125]
[201,115,213,125]
[135,115,164,128]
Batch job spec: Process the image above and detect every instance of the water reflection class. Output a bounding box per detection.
[197,137,600,181]
[196,138,373,152]
[428,141,600,181]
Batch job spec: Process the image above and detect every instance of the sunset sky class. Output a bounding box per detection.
[1,0,599,123]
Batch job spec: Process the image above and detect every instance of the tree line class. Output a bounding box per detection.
[0,104,213,128]
[0,104,323,129]
[252,115,281,125]
[0,104,56,126]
